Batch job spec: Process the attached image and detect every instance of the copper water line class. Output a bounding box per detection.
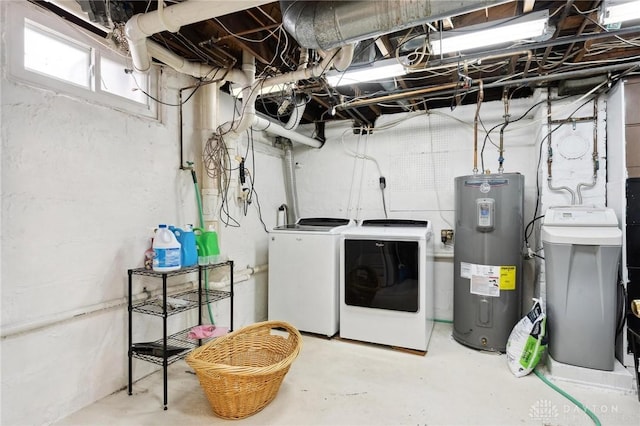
[339,82,460,109]
[498,87,510,173]
[576,98,600,204]
[473,80,484,174]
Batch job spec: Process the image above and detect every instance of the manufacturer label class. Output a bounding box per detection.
[461,262,517,297]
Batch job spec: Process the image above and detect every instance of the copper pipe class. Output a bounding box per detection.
[338,82,460,109]
[473,80,484,174]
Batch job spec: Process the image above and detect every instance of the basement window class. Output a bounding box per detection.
[9,2,157,119]
[24,21,92,88]
[99,56,149,105]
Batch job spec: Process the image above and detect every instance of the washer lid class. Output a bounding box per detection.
[272,217,354,232]
[362,219,429,227]
[297,218,351,227]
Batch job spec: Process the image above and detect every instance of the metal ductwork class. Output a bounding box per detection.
[280,0,506,50]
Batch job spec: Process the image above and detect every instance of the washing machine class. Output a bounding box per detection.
[340,219,435,351]
[268,218,355,337]
[541,206,622,370]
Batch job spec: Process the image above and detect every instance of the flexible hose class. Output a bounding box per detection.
[190,168,215,325]
[533,369,601,426]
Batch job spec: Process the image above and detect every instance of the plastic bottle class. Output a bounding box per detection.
[194,225,220,265]
[170,224,198,267]
[152,224,181,272]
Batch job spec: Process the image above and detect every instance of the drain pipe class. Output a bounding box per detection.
[125,0,272,72]
[282,140,301,223]
[148,41,327,148]
[125,0,354,147]
[225,45,353,142]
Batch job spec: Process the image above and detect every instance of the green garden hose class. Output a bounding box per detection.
[534,368,601,426]
[189,164,215,325]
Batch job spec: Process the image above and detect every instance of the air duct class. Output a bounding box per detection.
[280,0,506,50]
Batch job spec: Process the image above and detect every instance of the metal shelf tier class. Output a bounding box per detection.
[127,259,234,409]
[131,328,216,366]
[129,261,232,278]
[132,288,230,316]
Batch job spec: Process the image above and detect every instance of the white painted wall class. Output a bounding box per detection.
[0,2,624,423]
[293,97,544,320]
[0,2,284,424]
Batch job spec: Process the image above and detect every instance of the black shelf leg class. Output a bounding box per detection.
[162,273,168,410]
[127,269,133,396]
[198,265,202,326]
[230,260,234,332]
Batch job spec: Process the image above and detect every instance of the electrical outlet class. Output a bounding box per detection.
[440,229,454,244]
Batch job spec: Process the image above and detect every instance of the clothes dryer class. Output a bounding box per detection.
[340,219,435,351]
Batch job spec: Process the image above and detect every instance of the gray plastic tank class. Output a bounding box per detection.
[453,173,524,352]
[541,206,622,370]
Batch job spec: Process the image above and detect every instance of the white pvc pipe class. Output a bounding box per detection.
[144,29,353,146]
[209,264,268,289]
[1,264,268,339]
[1,280,196,339]
[253,115,322,148]
[125,0,273,72]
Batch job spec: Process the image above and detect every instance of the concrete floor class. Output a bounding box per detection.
[57,323,639,426]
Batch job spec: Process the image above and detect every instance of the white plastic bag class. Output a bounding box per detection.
[506,298,547,377]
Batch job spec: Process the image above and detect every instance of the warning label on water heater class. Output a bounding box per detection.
[460,262,516,297]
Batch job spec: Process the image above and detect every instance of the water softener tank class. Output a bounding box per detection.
[453,173,524,351]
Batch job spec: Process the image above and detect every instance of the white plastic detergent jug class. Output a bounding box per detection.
[152,224,181,272]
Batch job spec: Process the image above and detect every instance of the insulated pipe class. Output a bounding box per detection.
[280,0,504,50]
[125,0,273,72]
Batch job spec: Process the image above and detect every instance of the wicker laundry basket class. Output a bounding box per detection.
[186,320,302,419]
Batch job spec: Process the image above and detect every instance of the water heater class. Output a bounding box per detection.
[453,173,524,352]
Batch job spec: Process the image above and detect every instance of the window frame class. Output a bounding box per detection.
[7,1,159,119]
